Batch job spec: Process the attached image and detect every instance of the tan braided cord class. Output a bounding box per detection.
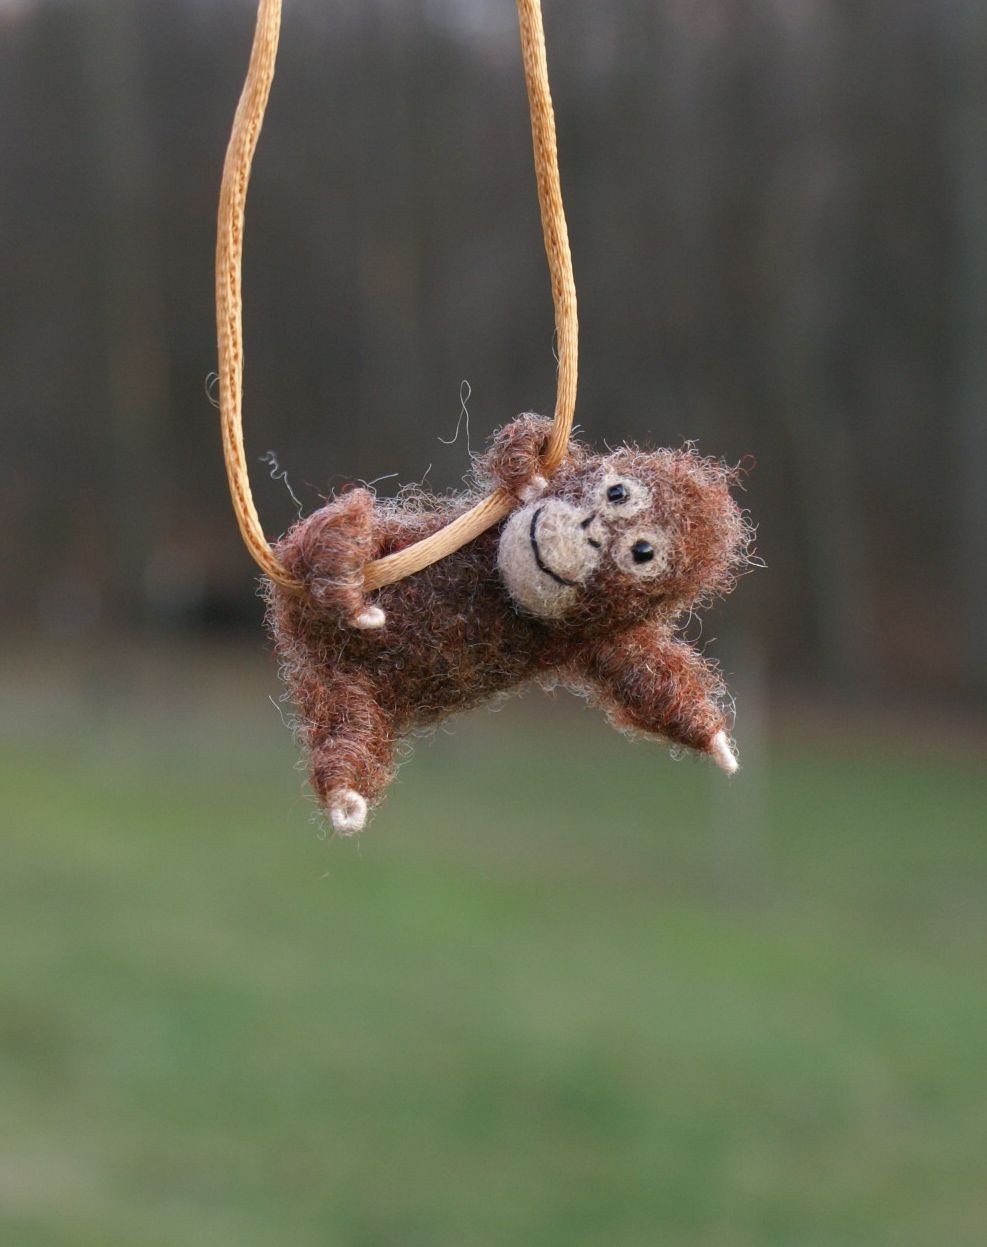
[216,0,577,592]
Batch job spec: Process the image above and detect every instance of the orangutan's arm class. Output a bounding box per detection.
[576,627,737,772]
[277,488,385,630]
[474,413,556,500]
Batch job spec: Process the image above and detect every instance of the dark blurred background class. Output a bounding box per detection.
[3,0,986,705]
[2,2,985,1245]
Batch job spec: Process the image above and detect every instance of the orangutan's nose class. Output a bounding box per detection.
[580,511,603,549]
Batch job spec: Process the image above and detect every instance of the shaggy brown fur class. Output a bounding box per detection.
[266,414,753,831]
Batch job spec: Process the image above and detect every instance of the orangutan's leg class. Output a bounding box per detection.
[297,670,396,834]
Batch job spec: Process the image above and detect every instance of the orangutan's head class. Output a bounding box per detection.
[496,445,748,625]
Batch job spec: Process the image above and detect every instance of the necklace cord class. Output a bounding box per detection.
[215,0,577,592]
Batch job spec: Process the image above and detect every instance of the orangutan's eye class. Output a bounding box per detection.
[597,475,650,518]
[614,527,669,578]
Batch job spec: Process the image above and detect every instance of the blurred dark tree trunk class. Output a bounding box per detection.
[947,0,987,700]
[79,0,171,624]
[763,9,876,691]
[349,2,430,478]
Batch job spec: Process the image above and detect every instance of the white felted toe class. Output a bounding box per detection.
[351,606,386,630]
[329,788,368,835]
[709,730,738,775]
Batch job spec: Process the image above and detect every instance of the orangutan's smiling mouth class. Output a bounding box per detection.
[529,506,580,587]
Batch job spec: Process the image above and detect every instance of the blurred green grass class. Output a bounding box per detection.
[1,660,986,1247]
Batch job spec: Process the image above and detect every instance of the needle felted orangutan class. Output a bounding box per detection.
[265,414,753,834]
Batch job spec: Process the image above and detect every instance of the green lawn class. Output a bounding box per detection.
[1,661,985,1246]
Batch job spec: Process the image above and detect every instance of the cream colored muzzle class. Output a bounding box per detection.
[497,500,603,618]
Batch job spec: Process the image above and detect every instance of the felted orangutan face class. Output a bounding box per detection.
[497,462,676,618]
[496,448,740,622]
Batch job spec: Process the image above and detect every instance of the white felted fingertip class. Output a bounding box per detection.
[329,788,368,835]
[351,606,386,630]
[517,474,548,504]
[710,730,738,775]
